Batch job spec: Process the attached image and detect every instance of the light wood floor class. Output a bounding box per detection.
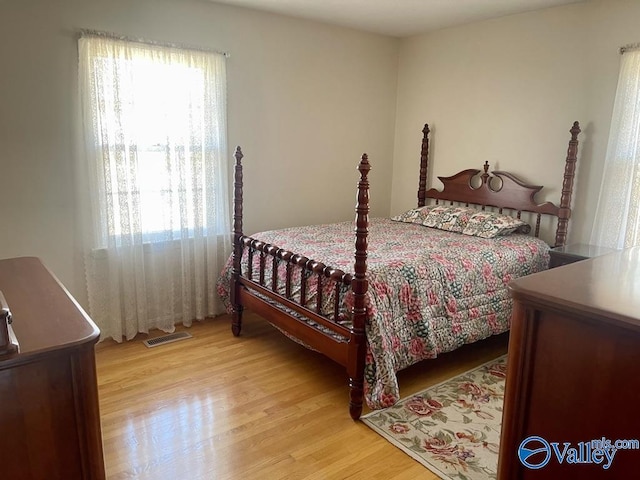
[96,311,508,479]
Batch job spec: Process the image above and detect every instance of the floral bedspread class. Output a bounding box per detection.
[216,218,549,409]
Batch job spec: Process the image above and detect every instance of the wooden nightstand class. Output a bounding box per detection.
[548,243,617,268]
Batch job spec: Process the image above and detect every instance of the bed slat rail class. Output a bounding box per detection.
[239,235,353,325]
[429,200,548,239]
[238,279,352,340]
[238,287,351,367]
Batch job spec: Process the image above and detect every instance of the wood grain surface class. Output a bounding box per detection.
[97,311,507,479]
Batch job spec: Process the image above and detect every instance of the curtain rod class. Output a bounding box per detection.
[620,42,640,55]
[78,28,230,57]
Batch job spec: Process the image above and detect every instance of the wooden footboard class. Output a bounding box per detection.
[230,147,371,420]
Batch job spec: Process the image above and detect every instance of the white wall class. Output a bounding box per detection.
[2,0,639,309]
[392,0,640,245]
[0,0,399,306]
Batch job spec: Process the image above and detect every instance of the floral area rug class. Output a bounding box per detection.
[361,356,507,480]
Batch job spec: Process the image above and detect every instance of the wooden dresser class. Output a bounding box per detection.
[498,247,640,479]
[0,257,105,479]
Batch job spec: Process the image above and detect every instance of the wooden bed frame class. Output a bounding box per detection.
[229,121,581,420]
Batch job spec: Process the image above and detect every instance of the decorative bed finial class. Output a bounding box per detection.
[358,153,370,175]
[481,161,490,184]
[234,146,243,163]
[570,121,581,140]
[422,124,430,135]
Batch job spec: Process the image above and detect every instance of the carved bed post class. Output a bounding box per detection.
[554,121,581,247]
[417,123,430,207]
[231,146,244,337]
[349,154,370,421]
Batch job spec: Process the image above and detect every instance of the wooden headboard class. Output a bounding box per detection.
[416,122,581,247]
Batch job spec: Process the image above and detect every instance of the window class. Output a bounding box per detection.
[79,35,229,247]
[78,33,231,341]
[590,47,640,249]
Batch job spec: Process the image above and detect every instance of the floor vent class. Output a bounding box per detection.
[143,332,193,348]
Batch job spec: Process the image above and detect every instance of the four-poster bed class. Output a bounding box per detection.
[217,121,581,420]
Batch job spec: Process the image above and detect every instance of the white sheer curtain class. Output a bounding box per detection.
[591,48,640,249]
[78,34,231,342]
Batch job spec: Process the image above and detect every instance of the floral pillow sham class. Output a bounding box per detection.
[391,205,475,233]
[392,205,531,238]
[462,211,531,238]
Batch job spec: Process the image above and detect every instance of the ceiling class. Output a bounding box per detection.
[211,0,586,37]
